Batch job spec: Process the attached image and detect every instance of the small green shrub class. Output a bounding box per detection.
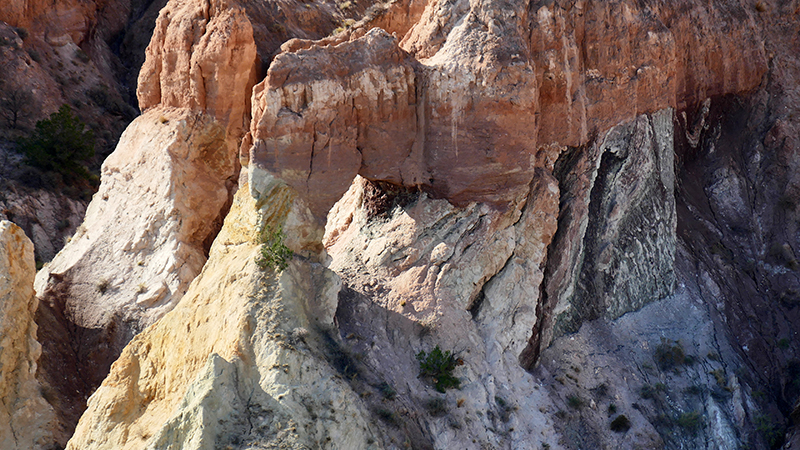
[74,48,90,63]
[608,403,617,415]
[778,338,791,349]
[684,385,703,396]
[267,22,286,34]
[495,396,513,422]
[710,241,733,260]
[27,49,41,63]
[610,415,631,433]
[375,407,400,427]
[676,411,703,433]
[256,225,293,271]
[320,329,359,379]
[378,382,396,400]
[654,339,688,370]
[710,369,728,389]
[756,414,784,449]
[425,397,448,417]
[640,383,666,399]
[13,27,28,40]
[567,395,584,409]
[416,345,462,393]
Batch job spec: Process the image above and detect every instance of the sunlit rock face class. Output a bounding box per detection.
[0,221,56,449]
[53,0,800,448]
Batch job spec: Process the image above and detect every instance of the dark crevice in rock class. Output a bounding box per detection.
[525,109,677,369]
[35,277,131,448]
[564,146,624,331]
[105,0,169,107]
[518,279,546,370]
[467,288,485,320]
[361,179,421,219]
[519,143,591,369]
[202,174,239,257]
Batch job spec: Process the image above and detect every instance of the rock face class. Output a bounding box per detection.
[36,108,238,331]
[0,175,87,264]
[33,107,240,444]
[524,109,677,366]
[51,0,800,449]
[25,0,391,440]
[250,28,419,222]
[66,177,379,449]
[0,221,55,449]
[137,0,258,144]
[31,0,261,437]
[252,0,766,212]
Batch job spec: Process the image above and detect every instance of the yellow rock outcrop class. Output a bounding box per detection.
[67,181,377,449]
[0,221,56,449]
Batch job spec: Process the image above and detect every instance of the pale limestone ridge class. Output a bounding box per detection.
[34,0,259,362]
[35,108,238,332]
[0,221,55,449]
[66,179,379,449]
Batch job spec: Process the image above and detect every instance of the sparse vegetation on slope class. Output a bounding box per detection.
[417,345,462,393]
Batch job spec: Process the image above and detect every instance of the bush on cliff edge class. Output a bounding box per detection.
[18,105,95,184]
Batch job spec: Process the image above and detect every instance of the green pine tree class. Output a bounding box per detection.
[19,105,94,182]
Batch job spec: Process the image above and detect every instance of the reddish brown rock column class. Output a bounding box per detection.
[249,29,420,222]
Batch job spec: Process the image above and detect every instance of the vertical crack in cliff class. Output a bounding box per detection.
[519,141,597,369]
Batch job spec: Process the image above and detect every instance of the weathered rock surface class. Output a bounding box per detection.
[66,176,381,449]
[51,0,800,449]
[0,221,55,449]
[538,245,757,450]
[323,175,562,448]
[0,174,87,264]
[37,107,237,333]
[33,107,238,442]
[26,0,391,441]
[255,0,766,212]
[137,0,258,144]
[524,109,677,365]
[250,28,419,222]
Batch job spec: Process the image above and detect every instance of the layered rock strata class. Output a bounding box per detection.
[250,28,420,222]
[0,221,55,449]
[254,0,766,209]
[251,0,764,366]
[524,109,677,366]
